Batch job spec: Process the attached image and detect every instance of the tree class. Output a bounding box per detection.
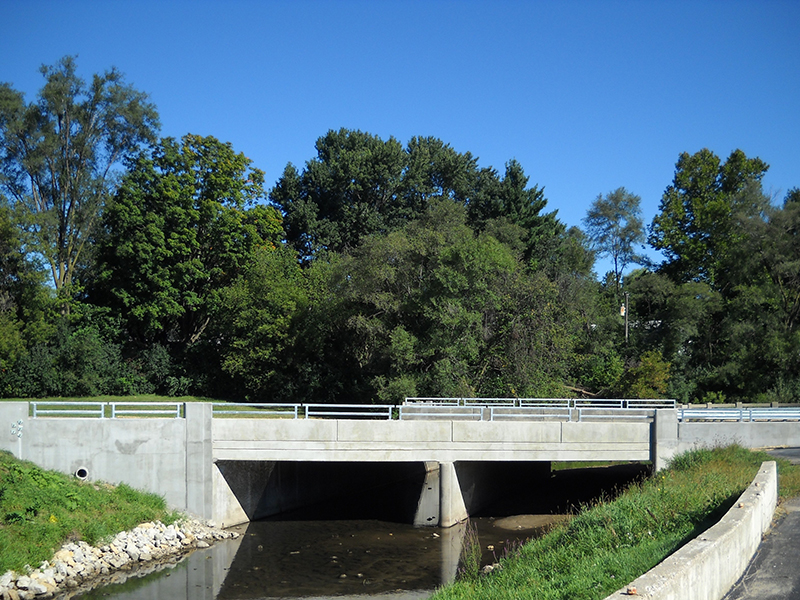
[92,134,281,349]
[212,245,309,400]
[270,129,406,260]
[649,149,768,286]
[314,200,574,402]
[467,159,565,265]
[582,187,645,292]
[0,56,159,294]
[270,129,566,265]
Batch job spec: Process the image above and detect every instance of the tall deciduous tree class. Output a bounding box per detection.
[271,129,406,260]
[93,134,281,348]
[582,187,645,292]
[0,56,159,294]
[271,129,565,264]
[649,148,768,286]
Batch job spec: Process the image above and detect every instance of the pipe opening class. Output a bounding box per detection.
[75,467,88,480]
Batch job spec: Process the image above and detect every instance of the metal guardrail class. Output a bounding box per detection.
[30,402,185,418]
[28,400,798,422]
[212,403,300,418]
[109,402,184,418]
[303,404,394,419]
[405,397,676,409]
[678,408,800,422]
[31,402,106,418]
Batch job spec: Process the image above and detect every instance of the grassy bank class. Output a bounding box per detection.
[0,451,177,574]
[434,446,800,600]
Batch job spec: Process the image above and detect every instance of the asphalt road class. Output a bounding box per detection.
[723,448,800,600]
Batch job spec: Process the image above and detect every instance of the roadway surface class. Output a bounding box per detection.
[724,448,800,600]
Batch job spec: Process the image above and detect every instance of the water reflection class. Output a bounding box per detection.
[70,516,555,600]
[71,463,648,600]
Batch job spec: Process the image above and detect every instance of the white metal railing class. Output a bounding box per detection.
[28,399,799,422]
[109,402,183,418]
[678,408,800,422]
[31,402,105,418]
[30,401,184,419]
[404,397,676,409]
[304,404,394,419]
[212,403,300,418]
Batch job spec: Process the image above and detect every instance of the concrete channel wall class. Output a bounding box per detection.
[604,461,778,600]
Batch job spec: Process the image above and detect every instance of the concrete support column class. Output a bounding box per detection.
[439,462,468,528]
[186,403,213,520]
[652,408,679,471]
[413,462,440,527]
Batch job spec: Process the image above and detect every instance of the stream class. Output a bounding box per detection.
[69,463,648,600]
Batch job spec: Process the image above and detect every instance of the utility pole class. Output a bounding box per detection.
[624,292,629,344]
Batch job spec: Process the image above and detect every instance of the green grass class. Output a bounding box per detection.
[551,461,638,471]
[0,451,179,574]
[434,445,800,600]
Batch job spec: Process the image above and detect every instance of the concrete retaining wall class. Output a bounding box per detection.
[0,402,213,519]
[604,461,778,600]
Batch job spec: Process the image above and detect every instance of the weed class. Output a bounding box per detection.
[0,450,176,573]
[456,519,482,582]
[432,445,798,600]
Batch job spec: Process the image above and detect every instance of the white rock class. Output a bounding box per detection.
[125,543,140,562]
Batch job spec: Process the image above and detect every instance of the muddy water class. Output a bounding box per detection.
[72,463,648,600]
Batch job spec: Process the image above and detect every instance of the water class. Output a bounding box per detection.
[69,516,556,600]
[69,464,648,600]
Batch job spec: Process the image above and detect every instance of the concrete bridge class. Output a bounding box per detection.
[3,401,800,528]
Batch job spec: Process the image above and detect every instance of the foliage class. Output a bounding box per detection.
[212,245,309,400]
[0,56,159,293]
[613,350,671,399]
[314,200,574,402]
[0,305,148,398]
[92,134,281,350]
[0,450,176,574]
[583,187,645,293]
[649,148,768,286]
[271,129,564,264]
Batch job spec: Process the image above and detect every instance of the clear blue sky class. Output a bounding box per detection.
[2,0,798,275]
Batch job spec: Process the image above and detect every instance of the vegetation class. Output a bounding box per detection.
[433,446,800,600]
[0,450,177,574]
[1,57,798,404]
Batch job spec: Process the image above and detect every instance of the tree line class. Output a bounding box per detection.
[0,57,797,404]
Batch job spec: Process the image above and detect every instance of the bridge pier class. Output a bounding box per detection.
[439,462,469,527]
[413,461,552,527]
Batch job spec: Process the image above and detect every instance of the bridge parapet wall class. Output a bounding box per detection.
[211,418,653,463]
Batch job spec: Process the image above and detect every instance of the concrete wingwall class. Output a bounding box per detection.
[604,461,778,600]
[654,410,800,469]
[0,402,213,519]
